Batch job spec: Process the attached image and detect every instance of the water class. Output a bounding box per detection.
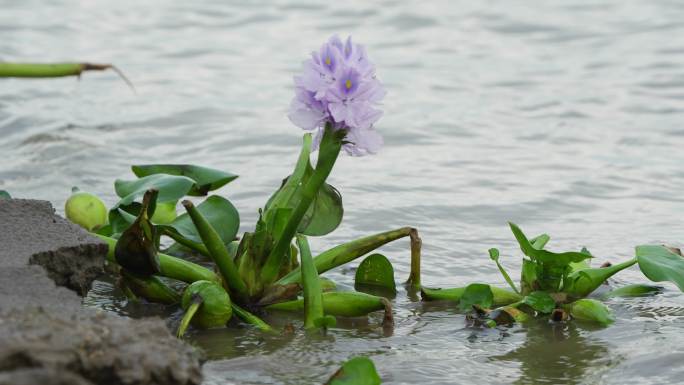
[2,0,684,383]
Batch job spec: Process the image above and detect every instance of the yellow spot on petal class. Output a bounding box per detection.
[325,57,331,66]
[345,79,352,89]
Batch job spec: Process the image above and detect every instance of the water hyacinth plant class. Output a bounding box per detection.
[66,35,421,336]
[421,222,683,327]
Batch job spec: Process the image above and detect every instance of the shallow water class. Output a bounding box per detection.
[2,1,684,384]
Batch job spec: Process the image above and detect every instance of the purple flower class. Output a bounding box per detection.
[288,35,386,156]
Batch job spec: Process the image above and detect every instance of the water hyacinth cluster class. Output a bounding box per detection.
[289,35,386,156]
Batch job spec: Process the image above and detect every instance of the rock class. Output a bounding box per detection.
[0,308,202,385]
[0,368,95,385]
[0,199,203,385]
[0,199,107,295]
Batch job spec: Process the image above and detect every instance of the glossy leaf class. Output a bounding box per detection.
[299,182,344,236]
[355,253,397,294]
[522,291,555,314]
[0,190,11,199]
[114,174,194,208]
[163,195,239,245]
[636,245,684,291]
[326,356,381,385]
[459,283,494,311]
[132,164,237,196]
[563,258,637,298]
[509,222,591,266]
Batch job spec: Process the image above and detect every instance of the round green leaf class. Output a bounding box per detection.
[297,182,343,236]
[326,356,381,385]
[114,174,195,208]
[0,190,10,199]
[164,195,239,245]
[132,164,238,196]
[459,283,494,311]
[354,253,397,294]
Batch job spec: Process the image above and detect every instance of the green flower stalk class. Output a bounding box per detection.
[260,123,344,286]
[182,200,248,301]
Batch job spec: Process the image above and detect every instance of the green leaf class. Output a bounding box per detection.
[114,174,195,208]
[489,248,519,294]
[522,291,555,313]
[602,284,662,299]
[354,253,397,294]
[299,182,344,236]
[164,195,239,245]
[565,298,614,326]
[509,222,591,266]
[326,356,381,385]
[459,283,494,311]
[636,245,684,291]
[0,190,10,199]
[132,164,238,196]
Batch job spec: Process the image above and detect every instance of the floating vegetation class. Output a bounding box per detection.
[63,36,421,339]
[422,222,683,327]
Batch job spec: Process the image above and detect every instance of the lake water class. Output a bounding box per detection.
[2,1,684,384]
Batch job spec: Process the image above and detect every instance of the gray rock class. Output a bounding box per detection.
[0,199,107,295]
[0,199,203,385]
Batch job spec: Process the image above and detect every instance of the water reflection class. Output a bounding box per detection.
[494,321,621,385]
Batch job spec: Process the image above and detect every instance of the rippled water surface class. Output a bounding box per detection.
[3,1,684,384]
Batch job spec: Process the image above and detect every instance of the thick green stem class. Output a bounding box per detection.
[182,201,248,301]
[260,124,342,285]
[276,227,415,286]
[406,228,422,288]
[231,304,274,332]
[0,62,135,90]
[177,294,202,338]
[297,235,325,329]
[95,233,218,283]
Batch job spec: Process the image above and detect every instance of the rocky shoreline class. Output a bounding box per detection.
[0,199,202,385]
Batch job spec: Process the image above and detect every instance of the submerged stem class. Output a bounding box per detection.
[231,304,274,332]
